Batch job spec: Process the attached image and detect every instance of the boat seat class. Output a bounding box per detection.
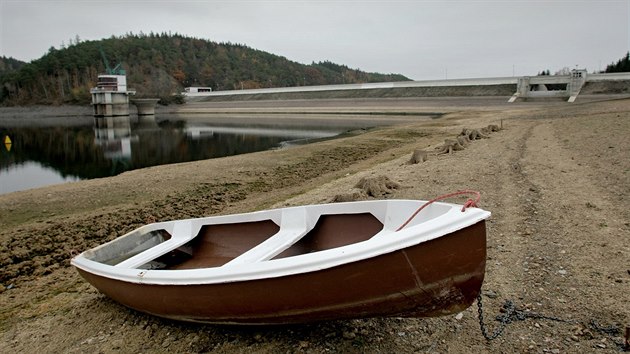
[115,221,196,269]
[223,208,311,266]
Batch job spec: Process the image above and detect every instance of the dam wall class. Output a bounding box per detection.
[184,72,630,103]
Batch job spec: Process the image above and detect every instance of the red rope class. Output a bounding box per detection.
[396,190,481,231]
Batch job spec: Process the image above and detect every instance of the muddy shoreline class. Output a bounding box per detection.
[1,97,629,353]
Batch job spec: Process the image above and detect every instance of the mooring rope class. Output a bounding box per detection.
[396,190,481,231]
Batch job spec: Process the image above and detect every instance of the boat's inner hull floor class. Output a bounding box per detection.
[167,220,280,269]
[147,213,383,270]
[273,213,383,259]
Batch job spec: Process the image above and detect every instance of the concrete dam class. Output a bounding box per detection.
[183,70,630,103]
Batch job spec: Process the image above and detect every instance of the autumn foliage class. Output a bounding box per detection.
[0,33,409,105]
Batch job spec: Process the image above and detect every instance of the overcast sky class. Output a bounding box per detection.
[1,0,628,80]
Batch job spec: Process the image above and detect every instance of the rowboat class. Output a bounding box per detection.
[71,197,490,324]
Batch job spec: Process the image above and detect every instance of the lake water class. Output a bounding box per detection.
[1,114,411,195]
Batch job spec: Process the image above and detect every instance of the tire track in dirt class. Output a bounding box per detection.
[493,118,630,352]
[523,120,629,329]
[462,115,629,352]
[449,119,554,351]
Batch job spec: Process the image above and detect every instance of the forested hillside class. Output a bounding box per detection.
[0,56,26,78]
[0,33,409,105]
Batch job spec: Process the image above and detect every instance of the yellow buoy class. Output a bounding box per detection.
[4,135,11,152]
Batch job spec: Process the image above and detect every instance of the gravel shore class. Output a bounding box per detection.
[1,96,629,353]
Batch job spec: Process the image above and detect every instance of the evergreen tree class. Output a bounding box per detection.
[604,52,630,73]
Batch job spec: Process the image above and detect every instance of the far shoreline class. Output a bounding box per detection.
[1,94,628,127]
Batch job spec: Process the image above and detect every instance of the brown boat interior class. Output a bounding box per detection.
[140,213,384,270]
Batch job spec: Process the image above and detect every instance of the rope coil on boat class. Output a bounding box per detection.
[396,190,481,231]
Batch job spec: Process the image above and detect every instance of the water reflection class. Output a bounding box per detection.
[0,115,369,194]
[93,116,135,164]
